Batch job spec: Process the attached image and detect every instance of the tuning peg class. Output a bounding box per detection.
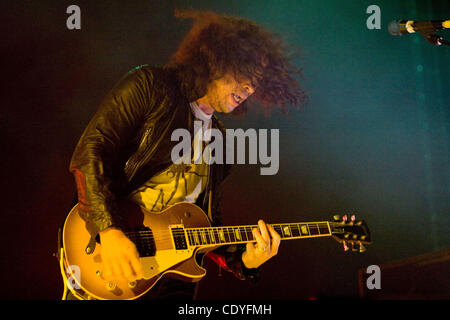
[359,243,367,253]
[333,215,340,221]
[342,215,348,222]
[343,241,349,252]
[350,215,356,222]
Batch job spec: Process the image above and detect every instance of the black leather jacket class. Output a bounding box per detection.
[69,65,258,281]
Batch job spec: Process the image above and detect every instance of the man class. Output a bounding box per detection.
[67,9,305,300]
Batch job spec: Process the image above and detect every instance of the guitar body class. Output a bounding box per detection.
[60,199,372,300]
[61,201,215,300]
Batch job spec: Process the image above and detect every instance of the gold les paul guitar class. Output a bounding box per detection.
[59,200,371,300]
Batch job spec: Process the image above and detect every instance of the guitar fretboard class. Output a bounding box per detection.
[183,222,331,247]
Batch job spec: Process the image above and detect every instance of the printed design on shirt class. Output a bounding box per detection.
[146,163,207,211]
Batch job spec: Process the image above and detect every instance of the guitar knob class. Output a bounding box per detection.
[106,282,117,291]
[128,281,137,288]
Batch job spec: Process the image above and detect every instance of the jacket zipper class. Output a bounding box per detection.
[125,127,151,169]
[126,110,178,182]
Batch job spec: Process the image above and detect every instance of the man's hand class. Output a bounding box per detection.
[99,227,143,282]
[241,220,281,269]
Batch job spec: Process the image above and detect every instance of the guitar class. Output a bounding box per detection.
[59,200,371,300]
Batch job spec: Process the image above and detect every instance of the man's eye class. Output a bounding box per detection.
[243,85,254,94]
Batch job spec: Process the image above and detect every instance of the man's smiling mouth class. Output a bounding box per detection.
[232,93,242,104]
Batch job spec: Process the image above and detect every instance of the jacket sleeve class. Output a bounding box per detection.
[206,245,261,282]
[69,66,156,238]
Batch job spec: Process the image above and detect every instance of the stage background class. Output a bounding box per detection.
[1,0,449,299]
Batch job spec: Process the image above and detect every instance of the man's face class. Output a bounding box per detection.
[197,73,256,114]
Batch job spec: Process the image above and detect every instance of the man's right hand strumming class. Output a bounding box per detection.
[99,227,143,282]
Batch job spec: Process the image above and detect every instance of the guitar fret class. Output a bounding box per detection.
[229,227,236,243]
[219,229,226,243]
[224,227,231,243]
[291,224,300,237]
[318,223,330,235]
[300,224,310,236]
[201,229,207,244]
[239,227,247,241]
[279,225,285,237]
[209,229,215,244]
[196,229,202,245]
[234,227,241,241]
[230,227,237,242]
[283,224,292,237]
[221,227,227,243]
[213,228,221,243]
[308,223,320,235]
[187,230,194,246]
[245,227,253,241]
[273,225,282,237]
[194,229,200,245]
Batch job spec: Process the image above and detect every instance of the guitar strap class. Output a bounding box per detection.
[208,189,212,222]
[85,236,96,255]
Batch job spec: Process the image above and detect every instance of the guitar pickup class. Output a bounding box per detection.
[170,226,188,250]
[132,226,156,257]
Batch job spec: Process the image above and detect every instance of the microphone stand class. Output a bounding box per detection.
[420,31,450,46]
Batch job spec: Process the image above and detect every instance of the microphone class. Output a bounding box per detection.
[388,20,450,36]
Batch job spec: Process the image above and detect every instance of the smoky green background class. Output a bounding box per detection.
[1,0,448,299]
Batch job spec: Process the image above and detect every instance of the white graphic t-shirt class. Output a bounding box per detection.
[129,102,212,212]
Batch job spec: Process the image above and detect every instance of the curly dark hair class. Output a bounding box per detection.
[165,9,307,115]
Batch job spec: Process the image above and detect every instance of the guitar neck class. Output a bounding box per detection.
[184,221,332,248]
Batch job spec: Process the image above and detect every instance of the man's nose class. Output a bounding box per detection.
[239,86,255,99]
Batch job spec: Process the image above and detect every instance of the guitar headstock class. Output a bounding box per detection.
[330,215,372,253]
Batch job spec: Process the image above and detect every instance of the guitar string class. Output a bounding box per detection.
[124,223,334,245]
[124,223,331,240]
[129,230,332,242]
[125,228,353,247]
[125,222,333,238]
[125,231,330,244]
